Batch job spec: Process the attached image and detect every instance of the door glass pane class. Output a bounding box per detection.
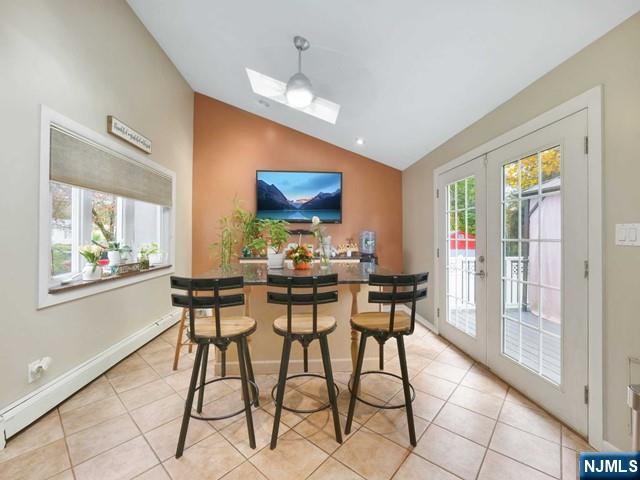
[501,146,562,385]
[503,200,519,239]
[446,175,477,337]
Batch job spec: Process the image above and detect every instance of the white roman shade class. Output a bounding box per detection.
[50,126,172,206]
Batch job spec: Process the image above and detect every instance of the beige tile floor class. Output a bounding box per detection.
[0,322,593,480]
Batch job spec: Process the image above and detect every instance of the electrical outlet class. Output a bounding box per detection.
[28,357,52,383]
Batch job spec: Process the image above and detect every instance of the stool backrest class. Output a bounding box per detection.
[267,273,338,335]
[368,273,428,334]
[170,276,244,340]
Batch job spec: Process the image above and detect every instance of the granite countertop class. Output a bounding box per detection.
[194,262,395,285]
[239,252,363,260]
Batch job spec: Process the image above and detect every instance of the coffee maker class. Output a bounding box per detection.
[359,230,378,264]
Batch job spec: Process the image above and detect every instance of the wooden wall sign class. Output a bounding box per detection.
[107,116,152,154]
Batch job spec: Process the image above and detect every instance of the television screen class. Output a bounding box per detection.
[256,170,342,223]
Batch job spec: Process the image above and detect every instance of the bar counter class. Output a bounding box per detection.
[181,262,399,376]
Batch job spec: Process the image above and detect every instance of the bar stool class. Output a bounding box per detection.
[345,273,428,447]
[267,273,342,449]
[170,276,259,458]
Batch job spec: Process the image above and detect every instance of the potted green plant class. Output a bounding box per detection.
[107,241,121,266]
[80,244,104,281]
[249,219,290,269]
[231,200,260,257]
[210,215,237,267]
[139,242,161,269]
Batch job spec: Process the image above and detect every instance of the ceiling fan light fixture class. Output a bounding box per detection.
[285,35,314,109]
[285,72,314,108]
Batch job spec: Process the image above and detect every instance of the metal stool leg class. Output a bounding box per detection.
[345,334,367,434]
[173,309,187,371]
[237,337,256,449]
[221,349,226,377]
[197,344,209,413]
[397,335,417,447]
[303,345,309,373]
[244,338,259,406]
[271,337,292,449]
[320,335,342,444]
[176,343,204,458]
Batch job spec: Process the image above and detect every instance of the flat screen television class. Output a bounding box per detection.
[256,170,342,223]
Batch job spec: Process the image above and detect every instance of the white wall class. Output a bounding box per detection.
[0,1,193,412]
[403,13,640,450]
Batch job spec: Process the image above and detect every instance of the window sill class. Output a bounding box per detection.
[39,264,174,309]
[48,264,172,294]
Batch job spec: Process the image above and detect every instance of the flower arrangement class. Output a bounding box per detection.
[286,244,314,269]
[79,244,104,281]
[79,244,103,272]
[311,216,331,267]
[311,216,326,243]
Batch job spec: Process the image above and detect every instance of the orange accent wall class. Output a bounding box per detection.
[192,93,403,273]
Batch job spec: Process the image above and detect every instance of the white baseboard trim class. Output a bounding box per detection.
[396,304,438,334]
[600,440,622,452]
[0,308,181,445]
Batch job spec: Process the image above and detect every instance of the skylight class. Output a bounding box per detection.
[246,68,340,124]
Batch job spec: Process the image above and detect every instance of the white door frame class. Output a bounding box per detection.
[432,86,603,449]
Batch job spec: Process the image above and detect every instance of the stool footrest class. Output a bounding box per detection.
[271,373,340,414]
[189,376,259,421]
[348,370,415,410]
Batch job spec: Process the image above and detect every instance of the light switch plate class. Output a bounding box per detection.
[616,224,640,246]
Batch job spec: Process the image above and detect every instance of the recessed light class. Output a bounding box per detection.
[355,137,365,145]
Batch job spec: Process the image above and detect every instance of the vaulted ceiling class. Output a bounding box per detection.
[128,0,640,169]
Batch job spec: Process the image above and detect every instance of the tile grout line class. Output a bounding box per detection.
[5,327,586,480]
[472,375,507,480]
[55,407,77,480]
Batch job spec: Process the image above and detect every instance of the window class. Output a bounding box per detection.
[445,175,477,337]
[48,182,170,283]
[39,107,175,308]
[501,146,562,384]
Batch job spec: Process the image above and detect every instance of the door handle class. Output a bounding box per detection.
[475,270,486,279]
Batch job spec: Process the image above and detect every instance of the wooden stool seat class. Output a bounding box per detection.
[273,314,336,335]
[351,311,410,333]
[191,315,256,338]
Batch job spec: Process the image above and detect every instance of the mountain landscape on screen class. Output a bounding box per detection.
[256,171,342,223]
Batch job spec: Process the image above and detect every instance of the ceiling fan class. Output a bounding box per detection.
[246,36,340,124]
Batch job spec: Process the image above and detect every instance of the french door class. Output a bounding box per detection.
[437,156,487,361]
[437,110,589,435]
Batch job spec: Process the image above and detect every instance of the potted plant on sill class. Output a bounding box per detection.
[107,241,121,266]
[80,244,104,281]
[286,244,314,270]
[249,219,290,269]
[139,242,162,269]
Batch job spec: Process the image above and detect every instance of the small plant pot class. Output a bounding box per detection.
[107,250,121,266]
[149,253,164,266]
[294,261,312,270]
[267,251,284,269]
[82,265,102,281]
